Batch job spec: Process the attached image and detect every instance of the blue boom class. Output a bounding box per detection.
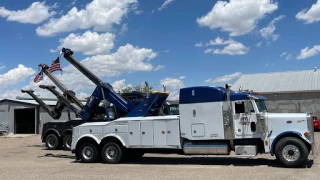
[60,48,169,121]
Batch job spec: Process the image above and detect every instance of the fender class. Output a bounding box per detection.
[42,128,61,141]
[270,131,308,154]
[101,133,127,147]
[76,134,101,146]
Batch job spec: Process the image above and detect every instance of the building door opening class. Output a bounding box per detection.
[14,108,35,134]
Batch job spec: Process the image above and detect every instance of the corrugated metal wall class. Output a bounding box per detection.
[0,104,9,133]
[0,101,78,134]
[0,102,37,134]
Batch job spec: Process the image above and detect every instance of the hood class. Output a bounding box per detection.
[265,112,309,120]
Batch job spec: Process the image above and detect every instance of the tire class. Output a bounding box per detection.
[101,142,126,164]
[275,137,309,168]
[63,135,72,151]
[45,134,60,150]
[78,143,99,163]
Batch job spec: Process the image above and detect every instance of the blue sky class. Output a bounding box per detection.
[0,0,320,100]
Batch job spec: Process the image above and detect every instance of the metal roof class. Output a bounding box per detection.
[0,98,86,106]
[231,68,320,93]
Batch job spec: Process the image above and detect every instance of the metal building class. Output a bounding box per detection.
[231,68,320,117]
[0,99,78,135]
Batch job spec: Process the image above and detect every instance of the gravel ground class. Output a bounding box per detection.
[0,133,319,180]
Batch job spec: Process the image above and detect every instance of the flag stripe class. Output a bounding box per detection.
[48,59,62,73]
[33,73,43,83]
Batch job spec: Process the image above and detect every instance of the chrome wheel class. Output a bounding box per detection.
[282,145,300,162]
[82,146,94,160]
[106,146,117,160]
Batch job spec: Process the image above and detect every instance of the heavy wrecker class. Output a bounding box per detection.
[21,48,173,150]
[70,85,315,168]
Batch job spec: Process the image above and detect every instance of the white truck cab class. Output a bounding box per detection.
[70,85,314,168]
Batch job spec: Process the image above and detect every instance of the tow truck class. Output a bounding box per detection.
[70,84,314,168]
[21,48,170,150]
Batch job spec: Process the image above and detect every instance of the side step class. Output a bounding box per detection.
[234,145,258,157]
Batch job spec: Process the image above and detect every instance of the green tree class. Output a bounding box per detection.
[119,83,152,94]
[134,84,153,93]
[119,86,132,93]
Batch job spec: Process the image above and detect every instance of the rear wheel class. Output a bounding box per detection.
[78,143,98,163]
[101,142,126,164]
[275,137,309,168]
[45,134,60,150]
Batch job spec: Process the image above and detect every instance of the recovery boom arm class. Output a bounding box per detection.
[38,63,84,109]
[60,48,169,120]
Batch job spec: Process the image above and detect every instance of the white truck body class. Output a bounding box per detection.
[70,85,315,168]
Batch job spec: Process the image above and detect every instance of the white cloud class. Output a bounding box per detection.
[154,65,165,71]
[120,23,128,35]
[285,54,292,60]
[158,0,175,11]
[196,37,236,47]
[0,2,56,24]
[265,62,274,67]
[205,72,242,84]
[131,3,143,15]
[260,15,285,41]
[36,0,138,36]
[196,0,278,36]
[160,77,184,90]
[160,76,185,100]
[256,41,262,47]
[71,0,77,6]
[197,37,249,55]
[296,1,320,24]
[280,52,287,57]
[111,79,132,92]
[0,64,35,90]
[212,42,249,55]
[78,92,90,100]
[280,52,291,60]
[50,31,115,55]
[204,48,213,54]
[195,42,203,47]
[297,45,320,60]
[0,63,5,70]
[65,44,157,77]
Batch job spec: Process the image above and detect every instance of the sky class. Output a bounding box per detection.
[0,0,320,101]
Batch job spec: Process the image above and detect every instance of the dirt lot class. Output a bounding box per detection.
[0,133,319,180]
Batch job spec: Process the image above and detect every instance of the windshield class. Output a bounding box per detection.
[168,105,179,115]
[255,99,268,112]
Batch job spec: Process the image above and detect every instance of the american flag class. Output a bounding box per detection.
[48,57,62,73]
[33,73,43,83]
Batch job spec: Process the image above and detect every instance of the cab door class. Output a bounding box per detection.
[234,100,258,137]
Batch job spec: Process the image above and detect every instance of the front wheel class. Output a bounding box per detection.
[78,143,99,163]
[275,137,309,168]
[101,142,126,164]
